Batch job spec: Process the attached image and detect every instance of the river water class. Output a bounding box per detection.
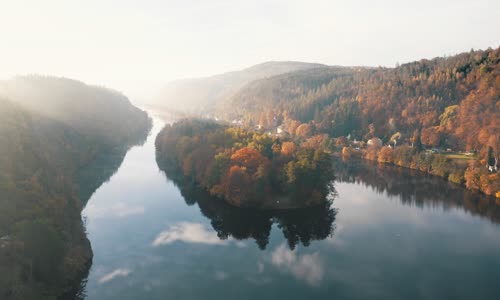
[81,117,500,300]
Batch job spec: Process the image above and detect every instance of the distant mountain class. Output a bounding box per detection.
[0,76,151,300]
[216,66,361,118]
[153,61,329,114]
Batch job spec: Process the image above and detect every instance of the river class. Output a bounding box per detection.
[81,116,500,300]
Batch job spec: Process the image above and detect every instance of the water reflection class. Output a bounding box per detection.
[158,176,337,250]
[270,243,324,286]
[98,268,131,284]
[84,202,145,219]
[61,123,151,299]
[152,222,227,246]
[156,155,500,252]
[76,131,150,206]
[334,158,500,223]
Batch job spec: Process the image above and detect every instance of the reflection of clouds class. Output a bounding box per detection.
[215,271,228,280]
[246,261,272,285]
[85,202,145,218]
[257,262,264,273]
[271,244,324,286]
[152,222,226,246]
[99,268,131,284]
[334,183,430,228]
[235,241,247,248]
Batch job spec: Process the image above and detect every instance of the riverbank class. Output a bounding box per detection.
[340,145,499,199]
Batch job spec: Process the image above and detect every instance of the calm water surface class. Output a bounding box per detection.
[82,117,500,300]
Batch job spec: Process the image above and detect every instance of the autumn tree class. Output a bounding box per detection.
[281,142,297,157]
[224,165,252,206]
[231,147,270,175]
[336,136,348,146]
[302,134,330,150]
[420,127,441,147]
[286,119,301,136]
[295,123,312,138]
[378,146,394,163]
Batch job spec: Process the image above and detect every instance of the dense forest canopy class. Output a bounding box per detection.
[0,77,151,300]
[155,119,335,208]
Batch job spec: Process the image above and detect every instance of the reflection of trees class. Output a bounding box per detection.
[334,158,500,224]
[77,127,150,206]
[158,162,337,250]
[275,202,336,249]
[76,147,129,205]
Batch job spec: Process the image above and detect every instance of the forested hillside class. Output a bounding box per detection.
[153,61,329,114]
[219,48,499,158]
[215,67,359,115]
[0,77,151,300]
[0,76,150,146]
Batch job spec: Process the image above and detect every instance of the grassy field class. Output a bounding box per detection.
[441,153,477,160]
[439,152,477,166]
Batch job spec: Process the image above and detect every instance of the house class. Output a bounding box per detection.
[0,235,11,248]
[367,137,383,147]
[231,119,243,126]
[487,158,498,172]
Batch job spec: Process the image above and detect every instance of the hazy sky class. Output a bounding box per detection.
[1,0,499,101]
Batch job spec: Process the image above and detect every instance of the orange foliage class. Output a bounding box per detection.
[303,134,329,149]
[336,136,348,146]
[364,146,379,161]
[378,146,394,163]
[286,119,301,136]
[295,124,312,138]
[224,165,251,206]
[421,127,441,147]
[281,142,297,157]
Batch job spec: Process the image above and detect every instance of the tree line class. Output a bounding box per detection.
[341,144,499,197]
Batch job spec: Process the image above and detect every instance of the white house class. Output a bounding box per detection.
[367,137,383,147]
